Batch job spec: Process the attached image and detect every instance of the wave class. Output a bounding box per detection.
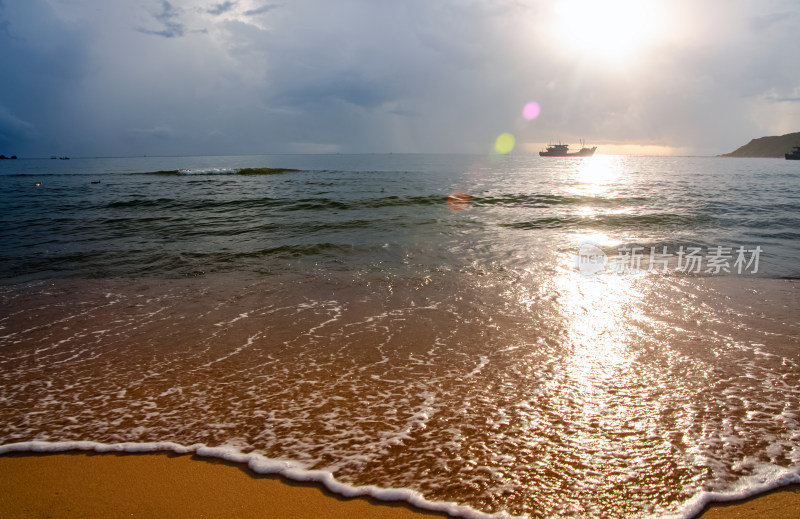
[186,243,365,259]
[102,195,446,211]
[470,193,648,207]
[142,167,302,176]
[4,173,75,177]
[98,193,658,213]
[1,168,305,177]
[502,213,713,230]
[0,440,514,519]
[661,466,800,519]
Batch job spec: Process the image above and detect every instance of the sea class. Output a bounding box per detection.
[0,154,798,518]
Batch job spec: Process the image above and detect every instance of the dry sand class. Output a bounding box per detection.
[0,452,798,518]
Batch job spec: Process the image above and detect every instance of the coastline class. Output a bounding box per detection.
[696,484,800,518]
[0,451,449,519]
[1,451,799,518]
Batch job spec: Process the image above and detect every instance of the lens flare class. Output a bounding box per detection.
[494,133,515,154]
[523,102,541,120]
[447,191,470,211]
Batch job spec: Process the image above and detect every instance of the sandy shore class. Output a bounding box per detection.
[1,452,798,518]
[696,484,800,519]
[0,452,447,518]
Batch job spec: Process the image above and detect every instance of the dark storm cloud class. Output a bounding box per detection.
[0,106,37,144]
[0,0,9,35]
[0,0,91,154]
[275,74,397,110]
[127,125,176,139]
[243,4,279,16]
[136,1,185,38]
[207,1,237,16]
[765,96,800,103]
[1,0,798,157]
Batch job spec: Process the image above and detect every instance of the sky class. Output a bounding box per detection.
[1,0,798,157]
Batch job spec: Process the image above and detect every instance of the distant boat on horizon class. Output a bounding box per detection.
[786,146,800,160]
[539,139,597,157]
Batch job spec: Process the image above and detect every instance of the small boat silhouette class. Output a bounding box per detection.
[539,139,597,157]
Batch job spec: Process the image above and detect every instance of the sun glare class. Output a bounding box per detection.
[554,0,661,62]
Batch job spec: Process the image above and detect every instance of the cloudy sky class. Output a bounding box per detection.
[1,0,798,157]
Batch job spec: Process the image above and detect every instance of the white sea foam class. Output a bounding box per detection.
[659,463,800,519]
[0,440,521,519]
[465,356,489,378]
[8,440,795,519]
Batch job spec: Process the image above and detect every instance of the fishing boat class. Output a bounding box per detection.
[539,139,597,157]
[786,146,800,160]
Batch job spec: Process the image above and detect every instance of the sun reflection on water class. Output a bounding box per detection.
[571,155,625,195]
[553,267,639,390]
[565,156,632,248]
[532,258,669,509]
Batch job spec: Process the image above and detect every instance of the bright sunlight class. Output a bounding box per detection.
[554,0,663,62]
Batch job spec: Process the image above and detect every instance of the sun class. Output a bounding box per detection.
[553,0,662,62]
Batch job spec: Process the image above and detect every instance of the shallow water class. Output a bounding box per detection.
[1,154,799,518]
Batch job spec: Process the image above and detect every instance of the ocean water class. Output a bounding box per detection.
[0,154,799,518]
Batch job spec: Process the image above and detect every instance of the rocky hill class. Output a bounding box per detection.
[720,132,800,158]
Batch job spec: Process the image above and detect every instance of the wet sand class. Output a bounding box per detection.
[0,452,446,519]
[1,453,799,518]
[1,277,798,517]
[696,485,800,518]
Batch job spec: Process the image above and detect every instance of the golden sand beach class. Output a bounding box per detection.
[0,452,446,519]
[696,485,800,519]
[1,453,798,518]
